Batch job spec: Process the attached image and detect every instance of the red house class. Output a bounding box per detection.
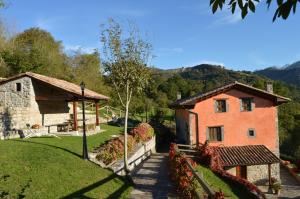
[170,81,290,184]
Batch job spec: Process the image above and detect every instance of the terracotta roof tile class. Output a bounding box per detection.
[170,81,290,108]
[216,145,280,167]
[0,72,109,101]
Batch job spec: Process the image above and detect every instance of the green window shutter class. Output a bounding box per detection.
[250,98,254,111]
[206,127,209,141]
[226,100,229,112]
[221,126,224,141]
[240,99,243,111]
[214,100,218,112]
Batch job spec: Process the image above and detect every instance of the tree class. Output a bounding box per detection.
[69,51,109,95]
[100,19,152,173]
[209,0,300,21]
[5,28,71,79]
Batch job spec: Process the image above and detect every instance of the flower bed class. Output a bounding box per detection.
[92,123,154,166]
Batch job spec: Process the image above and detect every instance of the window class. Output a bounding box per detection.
[240,98,253,111]
[207,126,224,141]
[215,99,227,113]
[247,128,256,138]
[16,83,22,92]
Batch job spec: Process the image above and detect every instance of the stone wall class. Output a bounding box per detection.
[0,77,77,139]
[248,163,280,184]
[225,163,280,185]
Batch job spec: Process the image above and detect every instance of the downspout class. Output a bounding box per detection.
[186,109,199,147]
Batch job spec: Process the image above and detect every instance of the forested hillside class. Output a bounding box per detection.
[255,61,300,87]
[0,26,299,160]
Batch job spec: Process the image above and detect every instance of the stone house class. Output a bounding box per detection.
[170,81,290,185]
[0,72,109,139]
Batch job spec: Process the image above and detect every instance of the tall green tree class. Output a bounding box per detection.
[5,28,71,79]
[101,19,152,173]
[69,51,108,94]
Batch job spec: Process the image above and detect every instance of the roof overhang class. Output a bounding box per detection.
[216,145,280,167]
[170,81,291,109]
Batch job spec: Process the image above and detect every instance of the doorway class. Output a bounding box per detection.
[236,166,247,179]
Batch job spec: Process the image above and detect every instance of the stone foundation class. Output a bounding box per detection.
[225,163,280,185]
[247,163,280,185]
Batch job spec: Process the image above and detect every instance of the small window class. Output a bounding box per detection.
[240,98,253,112]
[215,100,227,113]
[16,83,22,92]
[207,126,223,141]
[248,128,256,138]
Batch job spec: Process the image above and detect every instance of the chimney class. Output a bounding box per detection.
[177,92,181,100]
[266,81,273,93]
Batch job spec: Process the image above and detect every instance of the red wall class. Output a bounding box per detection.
[176,89,278,152]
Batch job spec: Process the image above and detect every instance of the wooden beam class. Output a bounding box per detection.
[35,95,72,101]
[95,101,100,126]
[73,101,78,131]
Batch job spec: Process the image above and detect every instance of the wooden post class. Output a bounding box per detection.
[268,164,272,187]
[73,101,78,131]
[95,101,100,126]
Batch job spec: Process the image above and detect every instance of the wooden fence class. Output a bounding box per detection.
[176,144,215,199]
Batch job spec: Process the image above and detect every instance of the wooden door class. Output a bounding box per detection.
[236,166,247,179]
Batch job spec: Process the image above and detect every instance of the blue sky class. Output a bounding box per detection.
[1,0,300,71]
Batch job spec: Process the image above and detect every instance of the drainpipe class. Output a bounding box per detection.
[186,109,199,147]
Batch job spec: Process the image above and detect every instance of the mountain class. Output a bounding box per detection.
[255,61,300,87]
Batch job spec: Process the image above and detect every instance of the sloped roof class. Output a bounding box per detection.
[216,145,280,167]
[0,72,109,101]
[170,81,290,108]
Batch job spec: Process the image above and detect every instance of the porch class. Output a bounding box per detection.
[216,145,280,187]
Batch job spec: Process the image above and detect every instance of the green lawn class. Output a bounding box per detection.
[196,165,252,199]
[0,124,132,199]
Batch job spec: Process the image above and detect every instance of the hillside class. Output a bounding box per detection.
[255,61,300,87]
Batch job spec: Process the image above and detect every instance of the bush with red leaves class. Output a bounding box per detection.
[169,143,197,199]
[130,123,154,143]
[95,134,136,165]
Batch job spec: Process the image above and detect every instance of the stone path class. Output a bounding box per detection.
[129,153,177,199]
[262,165,300,199]
[278,165,300,198]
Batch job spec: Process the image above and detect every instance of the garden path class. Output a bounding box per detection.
[129,153,177,199]
[262,165,300,199]
[278,164,300,198]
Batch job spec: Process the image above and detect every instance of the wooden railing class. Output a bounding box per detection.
[176,144,215,199]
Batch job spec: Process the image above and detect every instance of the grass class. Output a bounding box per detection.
[0,124,132,199]
[196,165,252,199]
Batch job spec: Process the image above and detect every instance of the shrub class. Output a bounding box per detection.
[169,143,200,198]
[130,123,154,143]
[95,123,154,165]
[95,134,135,165]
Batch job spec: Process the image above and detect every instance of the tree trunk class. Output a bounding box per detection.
[124,101,129,174]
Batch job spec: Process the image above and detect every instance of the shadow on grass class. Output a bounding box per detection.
[10,139,82,158]
[60,174,132,199]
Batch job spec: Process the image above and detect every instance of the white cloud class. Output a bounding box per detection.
[209,11,242,28]
[186,60,225,67]
[64,44,97,54]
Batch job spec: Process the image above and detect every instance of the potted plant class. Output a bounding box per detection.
[272,182,281,195]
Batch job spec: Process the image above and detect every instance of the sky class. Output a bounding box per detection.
[1,0,300,71]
